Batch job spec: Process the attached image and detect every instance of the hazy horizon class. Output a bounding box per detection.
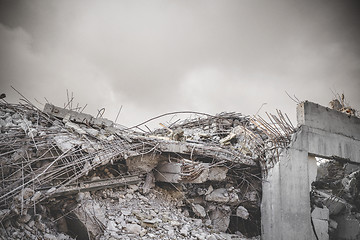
[1,0,359,128]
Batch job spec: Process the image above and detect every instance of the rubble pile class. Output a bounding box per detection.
[0,100,294,239]
[311,159,360,240]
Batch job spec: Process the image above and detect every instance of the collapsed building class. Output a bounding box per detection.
[0,96,359,240]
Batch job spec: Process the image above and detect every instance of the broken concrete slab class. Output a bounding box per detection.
[205,188,230,203]
[311,207,329,221]
[54,135,84,153]
[208,166,228,181]
[44,103,115,129]
[126,154,164,173]
[142,171,155,194]
[64,121,86,135]
[329,218,338,231]
[209,205,231,232]
[154,171,182,183]
[156,141,257,166]
[312,219,329,240]
[43,175,141,197]
[154,161,228,184]
[191,204,206,218]
[125,223,142,235]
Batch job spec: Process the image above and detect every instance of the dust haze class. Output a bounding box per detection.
[0,0,359,127]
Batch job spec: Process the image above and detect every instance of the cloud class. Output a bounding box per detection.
[0,0,359,127]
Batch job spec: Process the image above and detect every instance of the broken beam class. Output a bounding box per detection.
[126,134,257,166]
[158,141,257,166]
[43,103,113,128]
[43,175,141,197]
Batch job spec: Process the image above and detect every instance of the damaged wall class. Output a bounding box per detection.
[261,101,360,240]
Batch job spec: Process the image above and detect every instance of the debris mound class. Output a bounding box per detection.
[0,100,295,239]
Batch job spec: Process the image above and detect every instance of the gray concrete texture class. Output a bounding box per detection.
[262,101,360,240]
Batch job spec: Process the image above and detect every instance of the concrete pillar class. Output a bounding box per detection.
[262,129,316,240]
[262,102,360,240]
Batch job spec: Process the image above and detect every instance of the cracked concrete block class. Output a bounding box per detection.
[191,204,206,218]
[125,223,142,235]
[329,218,338,230]
[236,206,249,219]
[205,188,229,203]
[312,219,329,240]
[311,207,329,221]
[65,121,86,135]
[142,171,155,194]
[209,206,231,232]
[70,199,108,239]
[126,154,163,173]
[208,166,228,181]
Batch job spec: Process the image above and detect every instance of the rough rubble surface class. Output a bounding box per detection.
[0,101,294,239]
[311,159,360,240]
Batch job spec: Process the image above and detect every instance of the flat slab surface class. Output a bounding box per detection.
[297,101,360,141]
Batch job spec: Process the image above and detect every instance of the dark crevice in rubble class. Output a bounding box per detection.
[228,209,261,237]
[65,212,90,240]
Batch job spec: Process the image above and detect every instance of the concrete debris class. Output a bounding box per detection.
[328,218,338,232]
[154,160,228,184]
[142,171,156,194]
[205,188,230,203]
[312,159,360,240]
[209,205,231,232]
[125,223,142,235]
[236,206,250,220]
[312,218,329,240]
[311,207,329,221]
[208,166,228,181]
[191,204,207,218]
[126,154,164,173]
[311,207,330,240]
[329,95,357,117]
[1,99,292,239]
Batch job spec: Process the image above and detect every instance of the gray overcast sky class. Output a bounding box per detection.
[0,0,359,128]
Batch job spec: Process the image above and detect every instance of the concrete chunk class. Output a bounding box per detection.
[154,161,227,183]
[236,206,249,219]
[126,154,163,173]
[154,172,181,183]
[311,207,329,221]
[208,166,228,181]
[312,219,329,240]
[209,206,231,232]
[125,223,141,235]
[205,188,229,203]
[191,204,206,218]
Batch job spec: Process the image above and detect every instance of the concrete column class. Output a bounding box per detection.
[262,102,360,240]
[262,128,316,240]
[261,161,281,239]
